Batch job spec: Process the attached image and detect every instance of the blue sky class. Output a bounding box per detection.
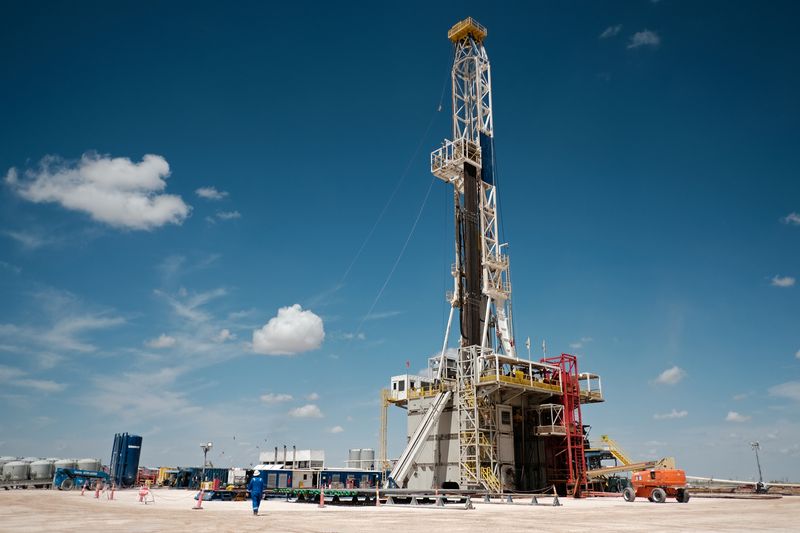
[1,1,798,481]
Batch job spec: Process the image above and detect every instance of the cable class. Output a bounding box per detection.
[339,52,452,287]
[355,177,437,336]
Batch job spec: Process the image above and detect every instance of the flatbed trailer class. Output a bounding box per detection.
[0,479,53,490]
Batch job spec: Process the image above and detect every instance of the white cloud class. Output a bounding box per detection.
[654,365,686,385]
[569,336,593,350]
[214,329,235,342]
[195,186,228,200]
[155,287,227,323]
[726,411,751,423]
[342,332,366,341]
[0,364,66,393]
[771,275,795,288]
[2,230,57,250]
[13,378,66,393]
[782,212,800,225]
[306,392,320,401]
[6,153,190,230]
[0,261,21,274]
[289,404,323,418]
[145,334,176,349]
[653,409,688,420]
[216,210,241,220]
[363,310,404,321]
[769,381,800,402]
[328,426,344,434]
[599,25,622,39]
[260,393,293,404]
[628,30,661,49]
[252,304,325,355]
[796,350,800,360]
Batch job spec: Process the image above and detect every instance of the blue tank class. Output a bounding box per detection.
[110,433,142,487]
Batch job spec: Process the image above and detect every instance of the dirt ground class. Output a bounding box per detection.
[0,489,797,532]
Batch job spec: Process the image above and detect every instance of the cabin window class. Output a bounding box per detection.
[501,410,511,426]
[398,381,405,391]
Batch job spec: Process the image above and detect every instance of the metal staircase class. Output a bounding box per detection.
[457,346,501,492]
[387,390,452,488]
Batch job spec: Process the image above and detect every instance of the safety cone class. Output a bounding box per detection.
[193,489,204,510]
[318,487,325,508]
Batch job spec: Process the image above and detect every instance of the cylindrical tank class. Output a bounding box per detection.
[3,461,30,481]
[54,459,77,470]
[348,449,361,470]
[29,460,55,480]
[77,458,101,472]
[360,448,375,470]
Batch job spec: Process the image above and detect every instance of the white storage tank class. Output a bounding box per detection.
[3,461,30,481]
[29,460,55,481]
[54,459,77,471]
[360,448,375,470]
[348,449,361,470]
[77,458,101,472]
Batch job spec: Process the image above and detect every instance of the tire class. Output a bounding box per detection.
[677,489,690,503]
[60,478,74,491]
[651,488,667,503]
[622,487,636,502]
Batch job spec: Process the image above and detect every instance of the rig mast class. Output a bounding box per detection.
[432,17,515,380]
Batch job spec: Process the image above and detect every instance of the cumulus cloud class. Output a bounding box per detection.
[600,25,622,39]
[328,426,344,434]
[628,30,661,49]
[289,404,323,418]
[726,411,751,423]
[6,153,190,230]
[782,212,800,225]
[771,275,795,287]
[306,392,320,401]
[653,409,688,420]
[796,350,800,360]
[214,328,235,342]
[769,381,800,402]
[145,334,176,349]
[260,392,293,404]
[252,304,325,355]
[654,365,686,385]
[195,186,228,200]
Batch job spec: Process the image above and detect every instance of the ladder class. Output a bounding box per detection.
[387,391,452,488]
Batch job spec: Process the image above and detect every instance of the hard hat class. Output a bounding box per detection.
[253,470,260,476]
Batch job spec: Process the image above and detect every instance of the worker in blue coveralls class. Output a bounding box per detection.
[248,470,265,515]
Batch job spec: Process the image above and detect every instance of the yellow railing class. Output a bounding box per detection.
[479,373,561,393]
[481,466,501,493]
[600,435,633,466]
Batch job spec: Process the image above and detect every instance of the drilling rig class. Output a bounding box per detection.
[382,18,605,496]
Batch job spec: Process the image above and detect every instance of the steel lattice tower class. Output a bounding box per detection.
[432,18,516,379]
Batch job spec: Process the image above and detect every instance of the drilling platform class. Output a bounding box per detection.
[381,18,604,496]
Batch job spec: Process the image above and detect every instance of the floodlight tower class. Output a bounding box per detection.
[432,17,516,380]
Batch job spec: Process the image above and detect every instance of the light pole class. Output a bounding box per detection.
[750,441,765,493]
[201,442,213,487]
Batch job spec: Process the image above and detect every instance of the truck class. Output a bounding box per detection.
[623,468,690,503]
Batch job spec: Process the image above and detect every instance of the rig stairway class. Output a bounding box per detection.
[387,391,452,488]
